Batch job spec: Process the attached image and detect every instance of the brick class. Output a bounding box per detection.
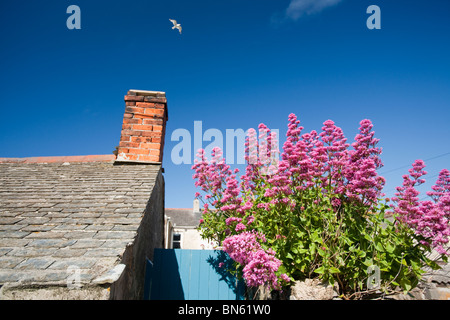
[140,131,161,138]
[128,148,150,155]
[136,102,155,108]
[123,113,133,118]
[125,101,136,106]
[152,137,162,143]
[140,142,160,149]
[125,106,145,114]
[121,129,140,136]
[132,124,153,131]
[153,125,163,132]
[149,149,161,156]
[120,135,131,142]
[143,96,167,103]
[154,103,166,109]
[144,108,165,116]
[133,113,158,120]
[142,119,163,125]
[130,136,152,143]
[125,154,138,161]
[124,95,144,102]
[119,141,140,148]
[138,155,160,162]
[121,124,132,130]
[123,118,142,125]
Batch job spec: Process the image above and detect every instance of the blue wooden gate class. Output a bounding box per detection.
[144,249,246,300]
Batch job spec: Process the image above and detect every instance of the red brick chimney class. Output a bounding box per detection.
[115,90,168,164]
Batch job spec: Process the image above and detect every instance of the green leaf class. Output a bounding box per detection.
[310,243,316,255]
[356,250,366,258]
[315,266,325,274]
[286,252,294,260]
[427,260,441,270]
[375,242,384,252]
[318,248,326,257]
[363,258,373,267]
[329,267,340,274]
[400,279,412,293]
[385,243,395,253]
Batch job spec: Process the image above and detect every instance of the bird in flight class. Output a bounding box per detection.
[169,19,182,34]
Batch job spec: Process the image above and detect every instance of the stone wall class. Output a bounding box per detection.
[109,168,165,299]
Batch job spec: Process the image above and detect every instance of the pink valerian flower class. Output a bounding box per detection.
[331,198,341,208]
[222,231,289,290]
[319,120,349,192]
[225,217,242,225]
[427,169,450,203]
[246,215,255,225]
[392,160,427,227]
[235,223,246,232]
[343,119,385,204]
[391,160,450,255]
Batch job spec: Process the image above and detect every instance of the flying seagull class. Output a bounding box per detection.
[169,19,182,34]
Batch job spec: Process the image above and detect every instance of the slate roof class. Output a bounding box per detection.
[165,208,201,228]
[0,159,161,287]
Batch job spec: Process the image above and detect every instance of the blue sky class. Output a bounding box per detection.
[1,0,449,208]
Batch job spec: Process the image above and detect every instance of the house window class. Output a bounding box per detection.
[173,233,181,249]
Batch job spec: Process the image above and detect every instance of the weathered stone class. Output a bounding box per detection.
[7,247,58,257]
[52,249,87,258]
[83,248,123,258]
[0,217,23,225]
[289,279,339,300]
[69,239,105,249]
[48,258,97,270]
[94,231,136,240]
[24,231,66,239]
[424,287,450,300]
[15,258,55,270]
[0,257,25,268]
[0,159,164,300]
[27,239,76,248]
[63,231,96,239]
[20,225,55,232]
[0,231,30,239]
[92,264,126,285]
[17,217,50,225]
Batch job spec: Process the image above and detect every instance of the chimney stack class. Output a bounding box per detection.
[193,199,200,213]
[116,90,168,164]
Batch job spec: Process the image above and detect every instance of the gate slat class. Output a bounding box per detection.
[147,249,245,300]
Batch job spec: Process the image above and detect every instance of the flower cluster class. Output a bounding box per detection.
[222,231,290,290]
[392,161,450,255]
[193,113,450,296]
